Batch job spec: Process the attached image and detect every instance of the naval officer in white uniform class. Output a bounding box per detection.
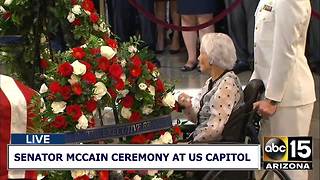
[252,0,316,179]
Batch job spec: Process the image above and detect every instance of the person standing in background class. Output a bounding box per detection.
[252,0,316,179]
[224,0,259,74]
[177,0,215,71]
[110,0,156,51]
[154,0,181,54]
[308,0,320,74]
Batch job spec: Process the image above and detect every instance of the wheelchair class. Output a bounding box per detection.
[180,79,290,180]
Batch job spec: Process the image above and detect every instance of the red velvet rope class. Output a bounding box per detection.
[128,0,242,31]
[312,9,320,20]
[128,0,320,32]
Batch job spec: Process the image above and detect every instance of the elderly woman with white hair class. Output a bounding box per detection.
[178,33,244,143]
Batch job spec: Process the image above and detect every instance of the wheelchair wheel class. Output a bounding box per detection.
[260,169,290,180]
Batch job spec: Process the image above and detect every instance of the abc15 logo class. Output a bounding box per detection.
[263,136,312,162]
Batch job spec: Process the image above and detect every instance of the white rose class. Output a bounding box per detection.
[99,22,107,32]
[100,46,116,59]
[37,174,45,180]
[120,73,126,82]
[68,74,79,85]
[76,115,88,129]
[71,170,89,179]
[40,34,46,43]
[121,107,131,119]
[142,105,153,115]
[4,0,13,5]
[95,71,105,79]
[167,170,174,177]
[151,139,162,144]
[162,92,175,108]
[71,60,86,75]
[94,82,107,100]
[148,170,158,176]
[67,12,75,23]
[72,5,81,15]
[80,44,87,48]
[84,10,91,15]
[39,83,48,94]
[152,70,160,78]
[148,85,155,96]
[51,101,66,114]
[128,45,137,54]
[40,99,46,113]
[139,83,147,91]
[120,59,127,67]
[88,170,96,179]
[0,6,6,13]
[159,132,173,144]
[133,175,142,180]
[93,24,99,31]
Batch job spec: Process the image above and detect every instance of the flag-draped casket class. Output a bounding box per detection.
[0,74,37,180]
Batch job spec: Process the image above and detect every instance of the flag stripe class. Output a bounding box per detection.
[0,89,11,180]
[14,80,37,180]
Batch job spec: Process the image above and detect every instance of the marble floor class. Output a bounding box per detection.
[157,49,320,180]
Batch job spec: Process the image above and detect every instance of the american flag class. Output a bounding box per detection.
[0,74,37,180]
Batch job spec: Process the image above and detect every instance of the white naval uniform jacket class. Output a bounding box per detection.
[251,0,316,107]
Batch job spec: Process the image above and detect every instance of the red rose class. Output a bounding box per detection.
[72,83,82,95]
[72,47,86,60]
[107,88,117,99]
[130,135,147,144]
[2,12,11,20]
[90,48,100,55]
[99,171,109,180]
[72,18,81,26]
[131,55,142,67]
[66,104,82,121]
[49,81,62,94]
[109,64,123,79]
[129,111,141,122]
[60,86,72,101]
[82,72,96,85]
[144,132,155,141]
[173,125,183,137]
[126,170,137,174]
[105,38,118,49]
[88,118,96,128]
[81,0,95,12]
[90,13,99,23]
[120,95,134,108]
[74,175,90,180]
[146,61,156,72]
[130,67,142,78]
[98,57,110,72]
[156,79,165,93]
[80,60,92,71]
[85,100,97,112]
[40,59,49,69]
[71,0,78,5]
[58,62,73,77]
[115,79,125,90]
[51,115,67,129]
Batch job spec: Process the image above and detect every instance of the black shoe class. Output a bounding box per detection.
[233,61,250,74]
[181,63,198,72]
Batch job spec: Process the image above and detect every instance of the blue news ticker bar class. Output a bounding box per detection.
[11,134,65,144]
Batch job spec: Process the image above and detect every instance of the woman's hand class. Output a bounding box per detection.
[178,93,192,109]
[253,99,278,118]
